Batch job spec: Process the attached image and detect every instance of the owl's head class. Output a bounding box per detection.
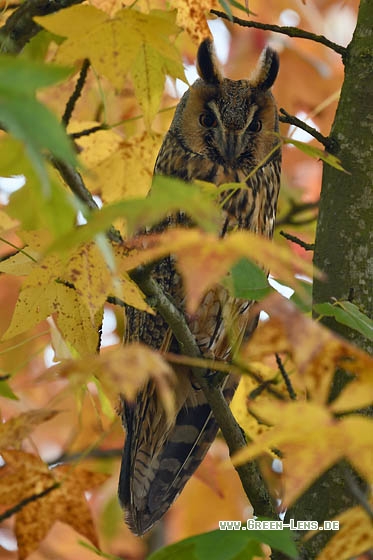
[172,39,280,168]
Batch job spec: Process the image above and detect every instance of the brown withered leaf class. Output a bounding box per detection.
[0,450,108,560]
[232,401,373,509]
[240,293,373,403]
[54,342,176,421]
[0,409,59,450]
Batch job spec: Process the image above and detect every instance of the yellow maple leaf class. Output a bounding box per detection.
[55,342,176,420]
[120,228,314,313]
[2,272,100,355]
[231,376,262,440]
[89,0,123,16]
[330,380,373,413]
[1,236,152,353]
[35,6,185,126]
[313,505,373,560]
[172,0,217,44]
[240,293,373,403]
[0,450,108,560]
[0,409,59,449]
[231,400,373,509]
[85,131,163,204]
[69,121,123,171]
[0,209,18,232]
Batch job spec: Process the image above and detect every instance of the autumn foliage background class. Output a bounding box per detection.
[0,1,372,559]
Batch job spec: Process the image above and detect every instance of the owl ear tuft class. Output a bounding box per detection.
[251,47,279,91]
[197,38,222,84]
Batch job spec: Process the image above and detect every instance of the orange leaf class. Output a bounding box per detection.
[0,450,108,560]
[231,401,373,509]
[193,452,225,499]
[0,409,59,450]
[120,228,315,314]
[54,342,176,421]
[240,293,373,403]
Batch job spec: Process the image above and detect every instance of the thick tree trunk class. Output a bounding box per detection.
[313,0,373,353]
[283,2,373,558]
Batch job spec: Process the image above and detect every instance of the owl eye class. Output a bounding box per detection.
[199,112,217,128]
[248,119,262,133]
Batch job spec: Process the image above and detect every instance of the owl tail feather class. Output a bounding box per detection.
[118,376,237,536]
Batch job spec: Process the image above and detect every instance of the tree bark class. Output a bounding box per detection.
[313,0,373,354]
[284,2,373,558]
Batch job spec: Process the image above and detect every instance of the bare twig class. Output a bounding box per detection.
[275,353,296,400]
[0,483,60,522]
[210,9,347,59]
[279,108,337,152]
[0,0,84,53]
[280,230,315,251]
[62,59,90,127]
[71,124,109,139]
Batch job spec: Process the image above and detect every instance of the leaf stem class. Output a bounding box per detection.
[0,236,38,262]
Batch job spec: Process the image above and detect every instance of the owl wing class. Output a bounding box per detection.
[119,276,258,535]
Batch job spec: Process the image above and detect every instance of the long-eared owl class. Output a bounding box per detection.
[119,38,281,535]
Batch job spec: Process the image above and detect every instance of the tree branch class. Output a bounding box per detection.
[0,0,84,53]
[62,58,90,127]
[279,108,337,152]
[210,10,346,59]
[50,157,122,244]
[131,266,278,519]
[71,124,109,140]
[280,230,315,251]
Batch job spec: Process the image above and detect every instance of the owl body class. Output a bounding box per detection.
[119,40,281,535]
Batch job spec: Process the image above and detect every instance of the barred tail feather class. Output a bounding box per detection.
[118,375,237,536]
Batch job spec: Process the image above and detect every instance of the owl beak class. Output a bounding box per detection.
[223,131,242,164]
